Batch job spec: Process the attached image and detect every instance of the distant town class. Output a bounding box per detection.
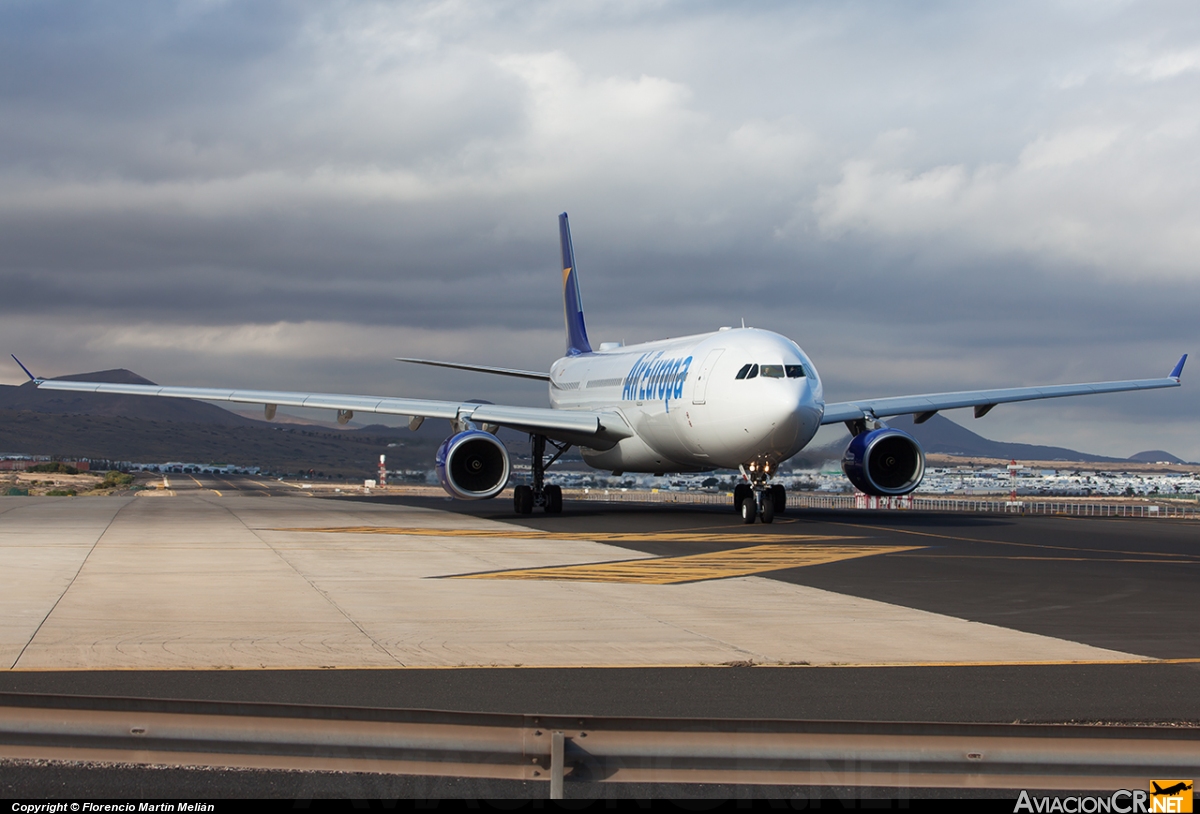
[4,452,1196,503]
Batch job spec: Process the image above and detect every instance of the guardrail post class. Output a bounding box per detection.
[550,730,565,799]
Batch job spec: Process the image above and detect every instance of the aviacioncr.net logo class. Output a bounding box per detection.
[1015,784,1194,814]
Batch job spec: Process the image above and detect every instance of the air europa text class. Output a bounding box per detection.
[622,352,693,402]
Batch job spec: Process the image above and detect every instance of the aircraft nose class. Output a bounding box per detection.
[748,381,817,453]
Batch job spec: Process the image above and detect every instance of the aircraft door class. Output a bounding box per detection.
[691,349,724,404]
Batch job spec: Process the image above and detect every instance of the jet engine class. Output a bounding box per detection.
[435,430,511,500]
[841,427,925,496]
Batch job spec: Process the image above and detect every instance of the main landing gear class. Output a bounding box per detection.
[513,434,569,515]
[733,480,786,524]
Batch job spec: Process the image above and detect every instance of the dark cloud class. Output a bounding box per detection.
[1,0,1196,458]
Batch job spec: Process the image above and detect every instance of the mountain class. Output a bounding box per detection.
[1126,450,1185,464]
[0,370,256,426]
[884,413,1131,462]
[0,409,443,477]
[790,412,1160,467]
[0,369,541,477]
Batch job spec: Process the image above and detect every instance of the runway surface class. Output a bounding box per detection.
[1,478,1198,720]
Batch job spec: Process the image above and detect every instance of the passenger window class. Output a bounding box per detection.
[760,365,784,378]
[785,365,806,378]
[735,364,752,380]
[745,364,758,379]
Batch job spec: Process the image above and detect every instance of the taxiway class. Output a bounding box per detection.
[1,481,1198,796]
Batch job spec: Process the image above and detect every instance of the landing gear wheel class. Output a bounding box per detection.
[514,485,533,515]
[544,484,563,514]
[740,496,757,524]
[760,495,775,524]
[733,483,751,513]
[770,484,786,515]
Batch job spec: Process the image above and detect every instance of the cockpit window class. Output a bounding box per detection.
[734,364,811,381]
[737,363,805,380]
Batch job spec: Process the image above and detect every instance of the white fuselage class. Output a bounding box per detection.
[547,328,825,473]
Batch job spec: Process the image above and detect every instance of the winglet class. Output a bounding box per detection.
[1170,354,1187,381]
[10,355,40,383]
[558,212,593,357]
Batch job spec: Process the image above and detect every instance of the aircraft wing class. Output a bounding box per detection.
[821,355,1186,426]
[30,378,633,444]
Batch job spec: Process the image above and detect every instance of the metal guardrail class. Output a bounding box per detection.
[569,488,1200,519]
[0,693,1197,797]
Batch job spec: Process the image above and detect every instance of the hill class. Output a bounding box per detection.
[0,369,548,478]
[884,413,1130,462]
[1126,450,1185,464]
[0,410,443,478]
[0,369,451,477]
[0,370,256,426]
[790,413,1178,467]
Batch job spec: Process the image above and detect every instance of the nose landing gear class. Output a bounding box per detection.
[514,434,569,515]
[734,469,787,524]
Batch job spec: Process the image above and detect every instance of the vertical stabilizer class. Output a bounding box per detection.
[559,212,592,356]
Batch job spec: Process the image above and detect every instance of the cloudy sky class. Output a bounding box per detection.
[2,0,1197,459]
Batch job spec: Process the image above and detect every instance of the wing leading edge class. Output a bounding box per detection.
[820,355,1186,426]
[32,378,632,446]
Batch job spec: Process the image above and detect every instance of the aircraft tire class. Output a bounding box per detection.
[514,485,533,515]
[544,484,563,514]
[760,495,775,524]
[740,496,757,524]
[770,484,786,515]
[733,483,751,512]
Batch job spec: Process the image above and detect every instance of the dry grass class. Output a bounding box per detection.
[0,471,160,496]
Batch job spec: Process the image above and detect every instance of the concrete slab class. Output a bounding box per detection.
[1,494,1143,669]
[0,497,125,668]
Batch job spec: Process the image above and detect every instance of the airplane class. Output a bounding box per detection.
[1152,782,1193,796]
[12,213,1187,523]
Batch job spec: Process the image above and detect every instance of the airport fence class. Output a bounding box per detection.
[567,488,1200,519]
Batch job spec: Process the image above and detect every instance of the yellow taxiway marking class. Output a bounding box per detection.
[186,475,220,496]
[272,527,854,545]
[453,543,920,585]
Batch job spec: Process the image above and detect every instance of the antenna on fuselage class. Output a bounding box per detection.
[741,317,745,329]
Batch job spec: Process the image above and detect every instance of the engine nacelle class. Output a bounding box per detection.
[842,427,925,497]
[435,430,511,500]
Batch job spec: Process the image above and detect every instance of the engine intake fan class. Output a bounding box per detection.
[842,427,925,497]
[436,430,511,500]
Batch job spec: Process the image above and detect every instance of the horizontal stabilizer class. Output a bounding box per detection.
[394,357,550,381]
